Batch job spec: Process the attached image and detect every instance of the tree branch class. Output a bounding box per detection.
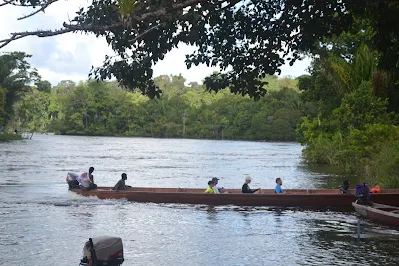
[0,21,124,49]
[0,0,240,49]
[62,22,121,31]
[128,23,165,43]
[0,28,75,49]
[0,0,50,7]
[134,0,204,21]
[17,0,59,20]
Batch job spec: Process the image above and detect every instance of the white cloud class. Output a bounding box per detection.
[0,1,310,86]
[37,67,89,83]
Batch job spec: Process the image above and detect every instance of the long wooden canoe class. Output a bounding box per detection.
[352,202,399,227]
[70,187,399,208]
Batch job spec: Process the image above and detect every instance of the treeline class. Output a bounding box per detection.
[12,74,305,141]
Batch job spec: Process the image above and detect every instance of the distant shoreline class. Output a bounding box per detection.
[37,132,299,143]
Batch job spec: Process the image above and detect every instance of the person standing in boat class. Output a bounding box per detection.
[242,176,261,194]
[205,180,215,193]
[112,173,131,191]
[275,178,284,193]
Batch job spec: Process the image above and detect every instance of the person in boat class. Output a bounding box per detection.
[88,167,97,189]
[112,173,131,191]
[275,178,284,193]
[242,176,261,194]
[212,177,227,193]
[355,183,373,206]
[205,180,215,193]
[339,180,350,193]
[76,172,96,190]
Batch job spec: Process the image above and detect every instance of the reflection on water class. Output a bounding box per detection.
[0,135,398,265]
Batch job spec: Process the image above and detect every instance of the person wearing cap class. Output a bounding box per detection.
[242,176,261,194]
[112,173,131,191]
[212,177,226,193]
[205,180,215,193]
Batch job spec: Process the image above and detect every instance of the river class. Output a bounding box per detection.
[1,134,398,265]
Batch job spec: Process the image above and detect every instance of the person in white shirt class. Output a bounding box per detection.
[212,178,227,193]
[76,172,96,190]
[76,172,91,188]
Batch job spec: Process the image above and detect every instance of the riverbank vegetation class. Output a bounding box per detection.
[2,69,304,141]
[296,29,399,187]
[0,133,22,142]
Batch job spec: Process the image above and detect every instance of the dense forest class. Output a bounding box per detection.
[0,61,303,141]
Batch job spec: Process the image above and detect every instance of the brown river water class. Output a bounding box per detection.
[1,134,398,265]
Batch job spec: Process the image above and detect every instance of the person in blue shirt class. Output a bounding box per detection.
[275,178,284,193]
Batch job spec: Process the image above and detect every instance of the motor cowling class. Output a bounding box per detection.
[80,236,124,266]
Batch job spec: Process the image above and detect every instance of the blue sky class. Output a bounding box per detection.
[0,0,311,85]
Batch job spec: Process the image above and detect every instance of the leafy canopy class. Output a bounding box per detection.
[1,0,398,99]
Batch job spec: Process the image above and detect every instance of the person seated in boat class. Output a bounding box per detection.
[112,173,131,191]
[275,178,284,194]
[355,183,373,206]
[212,177,227,193]
[76,172,96,190]
[242,176,261,194]
[205,180,215,193]
[339,180,350,193]
[88,167,97,187]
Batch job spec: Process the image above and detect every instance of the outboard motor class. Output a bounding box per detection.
[66,172,80,190]
[79,236,124,266]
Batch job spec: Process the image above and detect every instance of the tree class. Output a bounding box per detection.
[333,81,391,132]
[35,80,52,93]
[12,88,49,138]
[0,52,40,123]
[0,87,6,128]
[2,0,398,98]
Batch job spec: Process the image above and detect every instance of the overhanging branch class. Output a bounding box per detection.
[0,0,241,49]
[0,22,124,49]
[0,28,75,49]
[0,0,57,7]
[17,0,59,20]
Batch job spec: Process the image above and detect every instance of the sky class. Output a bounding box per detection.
[0,0,311,86]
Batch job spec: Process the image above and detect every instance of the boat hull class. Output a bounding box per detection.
[353,202,399,227]
[70,187,399,208]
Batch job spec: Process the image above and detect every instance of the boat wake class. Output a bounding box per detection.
[0,191,130,208]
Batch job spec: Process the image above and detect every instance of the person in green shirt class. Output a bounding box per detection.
[205,180,215,193]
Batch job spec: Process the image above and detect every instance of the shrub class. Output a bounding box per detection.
[0,133,22,142]
[364,140,399,188]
